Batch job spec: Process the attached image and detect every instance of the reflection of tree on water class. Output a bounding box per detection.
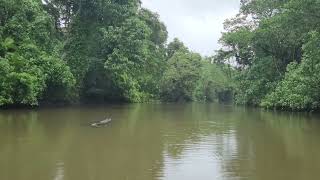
[0,110,60,180]
[2,104,320,180]
[0,103,241,180]
[221,109,320,180]
[162,103,238,160]
[159,103,243,179]
[0,105,166,180]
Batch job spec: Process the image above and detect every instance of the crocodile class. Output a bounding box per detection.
[91,118,112,127]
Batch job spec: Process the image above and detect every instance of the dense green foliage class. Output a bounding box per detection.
[0,0,75,106]
[0,0,231,107]
[262,32,320,110]
[217,0,320,110]
[3,0,319,110]
[161,49,202,102]
[161,39,232,102]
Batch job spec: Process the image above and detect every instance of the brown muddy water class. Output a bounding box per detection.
[1,103,320,180]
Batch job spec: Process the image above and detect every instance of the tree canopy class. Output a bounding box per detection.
[217,0,320,110]
[0,0,75,106]
[0,0,232,107]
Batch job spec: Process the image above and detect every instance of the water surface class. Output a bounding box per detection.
[1,103,320,180]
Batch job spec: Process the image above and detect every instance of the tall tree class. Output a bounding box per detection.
[218,0,320,110]
[0,0,75,106]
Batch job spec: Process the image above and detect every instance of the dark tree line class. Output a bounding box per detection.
[217,0,320,111]
[0,0,231,107]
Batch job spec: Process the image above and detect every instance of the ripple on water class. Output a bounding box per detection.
[53,161,64,180]
[158,130,242,180]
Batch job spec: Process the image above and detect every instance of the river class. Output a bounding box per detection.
[0,103,320,180]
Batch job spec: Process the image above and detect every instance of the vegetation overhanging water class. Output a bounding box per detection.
[1,0,320,111]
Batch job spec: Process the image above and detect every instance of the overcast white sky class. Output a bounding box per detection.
[141,0,240,56]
